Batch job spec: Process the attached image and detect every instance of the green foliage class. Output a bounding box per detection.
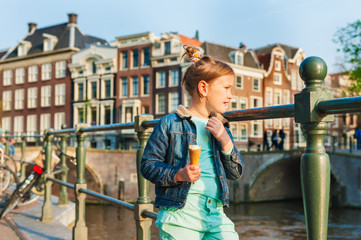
[334,20,361,96]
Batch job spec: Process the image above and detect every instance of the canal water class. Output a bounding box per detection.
[86,200,361,239]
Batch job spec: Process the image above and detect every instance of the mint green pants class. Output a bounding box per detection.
[155,194,239,240]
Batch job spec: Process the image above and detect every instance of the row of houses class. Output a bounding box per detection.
[0,13,357,151]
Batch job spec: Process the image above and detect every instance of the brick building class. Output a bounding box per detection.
[0,13,106,141]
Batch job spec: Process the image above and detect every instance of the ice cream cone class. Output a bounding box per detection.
[189,145,201,184]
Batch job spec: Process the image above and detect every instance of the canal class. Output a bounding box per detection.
[86,200,361,239]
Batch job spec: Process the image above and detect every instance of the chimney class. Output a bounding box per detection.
[68,13,77,24]
[28,22,37,33]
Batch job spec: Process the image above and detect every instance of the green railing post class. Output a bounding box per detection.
[134,114,154,240]
[4,133,9,155]
[73,123,88,240]
[41,129,54,222]
[58,124,69,206]
[19,133,27,182]
[295,57,334,240]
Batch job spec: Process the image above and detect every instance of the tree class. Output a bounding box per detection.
[194,30,199,41]
[334,20,361,96]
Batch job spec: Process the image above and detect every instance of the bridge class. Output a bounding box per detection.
[1,56,361,240]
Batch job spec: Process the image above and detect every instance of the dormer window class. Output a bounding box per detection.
[18,40,31,57]
[230,51,243,65]
[43,33,58,52]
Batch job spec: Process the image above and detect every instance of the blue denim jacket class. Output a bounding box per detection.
[141,105,244,208]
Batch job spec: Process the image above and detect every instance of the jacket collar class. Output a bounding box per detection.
[175,105,229,126]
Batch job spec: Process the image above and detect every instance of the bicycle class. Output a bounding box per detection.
[0,148,19,201]
[0,149,62,219]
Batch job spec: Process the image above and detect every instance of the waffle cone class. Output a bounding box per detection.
[189,145,201,165]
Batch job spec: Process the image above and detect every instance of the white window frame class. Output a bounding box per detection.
[88,80,99,100]
[168,92,179,113]
[2,117,11,133]
[250,96,263,108]
[156,71,166,88]
[274,89,282,105]
[14,89,24,110]
[41,86,51,107]
[26,115,37,138]
[54,112,65,130]
[282,90,290,105]
[239,124,248,141]
[3,91,12,111]
[275,60,281,71]
[253,78,260,92]
[236,76,243,89]
[28,87,38,109]
[265,87,273,106]
[120,77,128,98]
[230,98,238,110]
[169,70,179,87]
[15,68,25,84]
[28,65,38,82]
[40,114,51,133]
[274,72,282,85]
[251,120,262,138]
[131,76,139,97]
[3,70,13,86]
[55,84,66,106]
[141,75,150,96]
[102,78,113,98]
[156,93,166,114]
[14,116,24,136]
[239,97,248,110]
[42,63,52,80]
[55,61,66,78]
[230,123,238,141]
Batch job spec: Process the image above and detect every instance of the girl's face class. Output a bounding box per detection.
[204,74,234,114]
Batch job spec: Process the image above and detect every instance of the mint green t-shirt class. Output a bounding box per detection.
[188,116,222,200]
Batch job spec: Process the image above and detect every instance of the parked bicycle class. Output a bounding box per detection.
[0,149,61,219]
[0,148,18,201]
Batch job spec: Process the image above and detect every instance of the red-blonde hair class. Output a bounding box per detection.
[182,45,234,97]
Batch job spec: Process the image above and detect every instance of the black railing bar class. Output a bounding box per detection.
[223,104,295,122]
[142,119,161,129]
[142,210,158,220]
[78,188,135,211]
[47,177,74,189]
[317,96,361,115]
[49,128,76,136]
[80,122,135,133]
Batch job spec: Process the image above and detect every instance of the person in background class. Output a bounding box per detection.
[271,130,278,150]
[354,127,361,150]
[278,129,286,150]
[263,131,270,151]
[8,138,16,157]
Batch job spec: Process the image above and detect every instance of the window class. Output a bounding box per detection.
[121,77,127,97]
[90,81,97,99]
[231,99,237,110]
[275,60,281,71]
[3,91,12,111]
[156,93,166,114]
[78,83,84,101]
[55,84,66,106]
[133,50,139,68]
[169,70,179,86]
[125,107,133,122]
[236,76,243,89]
[104,80,111,98]
[28,65,38,82]
[274,90,282,105]
[15,68,25,84]
[236,54,242,65]
[55,61,66,78]
[142,75,150,95]
[291,72,297,90]
[40,114,50,133]
[91,107,97,125]
[143,48,150,66]
[14,89,24,110]
[44,39,54,52]
[230,124,238,140]
[265,88,273,106]
[3,70,12,86]
[169,92,179,112]
[164,41,171,55]
[104,106,111,125]
[157,72,166,88]
[18,44,29,57]
[41,86,51,107]
[283,90,290,105]
[283,118,290,129]
[253,79,260,92]
[265,119,273,128]
[122,51,128,69]
[251,97,262,108]
[2,117,11,133]
[54,112,65,130]
[132,77,139,96]
[42,63,52,80]
[240,124,247,141]
[274,73,282,85]
[78,108,84,123]
[239,98,247,109]
[251,121,262,137]
[27,115,37,136]
[28,87,37,108]
[14,116,24,136]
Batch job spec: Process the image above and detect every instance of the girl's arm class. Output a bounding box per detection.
[140,119,181,186]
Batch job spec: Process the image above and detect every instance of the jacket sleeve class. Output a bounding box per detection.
[140,119,181,187]
[219,127,244,180]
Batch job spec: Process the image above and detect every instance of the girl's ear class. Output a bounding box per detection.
[198,80,208,97]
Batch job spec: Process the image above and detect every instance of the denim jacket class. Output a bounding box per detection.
[141,105,244,208]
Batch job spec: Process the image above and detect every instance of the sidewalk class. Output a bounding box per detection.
[0,195,75,240]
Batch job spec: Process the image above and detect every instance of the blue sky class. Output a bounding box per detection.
[1,0,360,73]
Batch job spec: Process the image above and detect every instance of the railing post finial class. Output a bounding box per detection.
[58,123,69,206]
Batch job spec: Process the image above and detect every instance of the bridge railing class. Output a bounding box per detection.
[6,56,361,240]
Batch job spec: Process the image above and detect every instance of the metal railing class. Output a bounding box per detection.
[5,56,361,240]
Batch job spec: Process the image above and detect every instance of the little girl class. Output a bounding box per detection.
[141,45,244,240]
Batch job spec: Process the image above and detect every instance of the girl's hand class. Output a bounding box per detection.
[175,163,201,182]
[205,117,233,152]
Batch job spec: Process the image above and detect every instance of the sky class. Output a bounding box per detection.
[1,0,360,74]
